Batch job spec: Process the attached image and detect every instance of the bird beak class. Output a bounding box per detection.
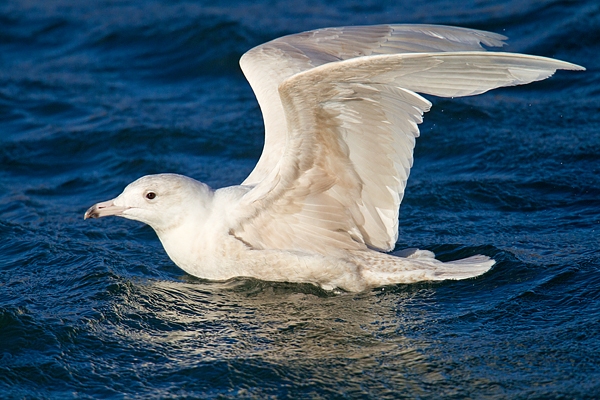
[84,199,127,219]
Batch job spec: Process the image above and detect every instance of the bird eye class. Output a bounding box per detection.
[145,191,156,200]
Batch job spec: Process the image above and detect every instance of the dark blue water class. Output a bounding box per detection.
[1,0,599,398]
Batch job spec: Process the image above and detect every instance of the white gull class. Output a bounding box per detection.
[84,24,584,291]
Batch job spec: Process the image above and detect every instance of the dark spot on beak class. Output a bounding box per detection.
[84,205,100,219]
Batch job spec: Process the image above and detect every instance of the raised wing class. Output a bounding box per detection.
[240,24,508,186]
[231,51,583,254]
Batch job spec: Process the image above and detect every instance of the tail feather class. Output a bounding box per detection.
[353,249,495,287]
[436,255,495,280]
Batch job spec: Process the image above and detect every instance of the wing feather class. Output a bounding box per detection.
[240,24,508,186]
[231,50,583,253]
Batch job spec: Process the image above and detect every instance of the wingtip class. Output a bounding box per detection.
[559,60,586,71]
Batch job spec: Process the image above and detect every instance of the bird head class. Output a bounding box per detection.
[84,173,213,233]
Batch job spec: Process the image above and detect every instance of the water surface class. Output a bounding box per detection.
[1,0,599,398]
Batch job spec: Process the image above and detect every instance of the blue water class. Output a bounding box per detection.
[1,0,599,398]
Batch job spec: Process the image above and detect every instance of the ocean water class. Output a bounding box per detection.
[1,0,599,398]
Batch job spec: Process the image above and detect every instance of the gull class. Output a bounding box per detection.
[84,24,584,291]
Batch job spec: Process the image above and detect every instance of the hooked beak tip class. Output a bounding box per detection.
[83,205,99,220]
[83,199,126,220]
